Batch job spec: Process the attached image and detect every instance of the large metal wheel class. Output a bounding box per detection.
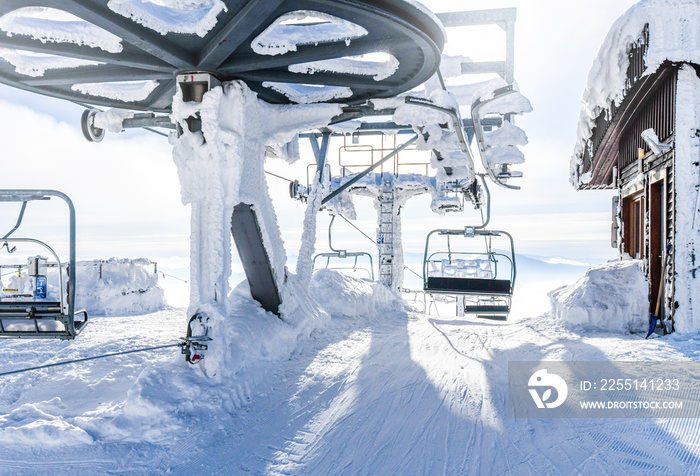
[0,0,444,111]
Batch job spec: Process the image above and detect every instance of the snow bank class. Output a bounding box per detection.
[571,0,700,186]
[309,270,403,318]
[548,260,649,333]
[72,271,400,445]
[0,257,165,316]
[75,258,165,316]
[0,398,93,448]
[78,284,332,445]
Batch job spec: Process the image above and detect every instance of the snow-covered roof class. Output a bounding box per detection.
[571,0,700,187]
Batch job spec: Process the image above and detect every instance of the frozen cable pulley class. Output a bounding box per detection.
[183,312,211,364]
[81,109,105,143]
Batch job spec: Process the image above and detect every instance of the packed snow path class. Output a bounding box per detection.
[0,304,699,474]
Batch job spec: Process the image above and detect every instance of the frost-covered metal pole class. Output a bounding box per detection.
[171,75,342,326]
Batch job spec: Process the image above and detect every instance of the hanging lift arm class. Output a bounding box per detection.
[471,85,520,190]
[404,85,521,191]
[403,96,476,185]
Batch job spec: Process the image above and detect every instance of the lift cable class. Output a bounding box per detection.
[158,271,188,283]
[404,265,423,280]
[264,170,295,183]
[336,213,377,247]
[0,342,182,378]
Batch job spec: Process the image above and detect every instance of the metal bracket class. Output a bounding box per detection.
[180,336,212,364]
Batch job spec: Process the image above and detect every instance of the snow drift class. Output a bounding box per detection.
[0,257,165,317]
[548,260,649,333]
[309,269,403,318]
[75,258,165,316]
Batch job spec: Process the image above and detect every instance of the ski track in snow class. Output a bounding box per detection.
[0,305,699,475]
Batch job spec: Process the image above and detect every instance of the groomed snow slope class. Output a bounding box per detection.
[0,271,698,475]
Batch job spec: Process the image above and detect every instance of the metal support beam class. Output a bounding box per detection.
[461,61,507,78]
[300,118,502,139]
[505,20,516,84]
[198,0,286,70]
[308,130,332,183]
[321,134,418,205]
[435,8,517,28]
[0,34,174,72]
[24,67,171,86]
[55,0,196,69]
[438,9,517,85]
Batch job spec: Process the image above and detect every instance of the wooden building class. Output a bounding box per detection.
[571,1,700,333]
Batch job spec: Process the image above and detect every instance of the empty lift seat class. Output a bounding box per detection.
[425,276,512,295]
[0,301,87,338]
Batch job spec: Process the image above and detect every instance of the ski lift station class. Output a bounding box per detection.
[0,1,530,353]
[1,1,700,473]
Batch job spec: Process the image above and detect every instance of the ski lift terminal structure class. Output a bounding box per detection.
[0,2,528,350]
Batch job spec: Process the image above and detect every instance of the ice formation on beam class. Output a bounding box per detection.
[107,0,227,37]
[262,81,353,104]
[571,0,700,186]
[251,10,368,56]
[483,121,528,149]
[170,80,341,375]
[72,80,160,102]
[289,52,400,81]
[0,48,102,77]
[0,7,123,53]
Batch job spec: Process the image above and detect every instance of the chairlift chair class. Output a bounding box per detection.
[312,215,375,280]
[0,190,87,339]
[423,226,516,319]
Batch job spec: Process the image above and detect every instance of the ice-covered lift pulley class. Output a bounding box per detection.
[0,0,444,111]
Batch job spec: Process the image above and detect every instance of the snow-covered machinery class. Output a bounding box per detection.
[0,0,447,362]
[0,190,88,339]
[0,2,530,364]
[299,8,531,296]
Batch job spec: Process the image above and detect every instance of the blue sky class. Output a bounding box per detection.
[0,0,638,281]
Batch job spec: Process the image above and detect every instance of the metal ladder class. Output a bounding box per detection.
[378,183,395,287]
